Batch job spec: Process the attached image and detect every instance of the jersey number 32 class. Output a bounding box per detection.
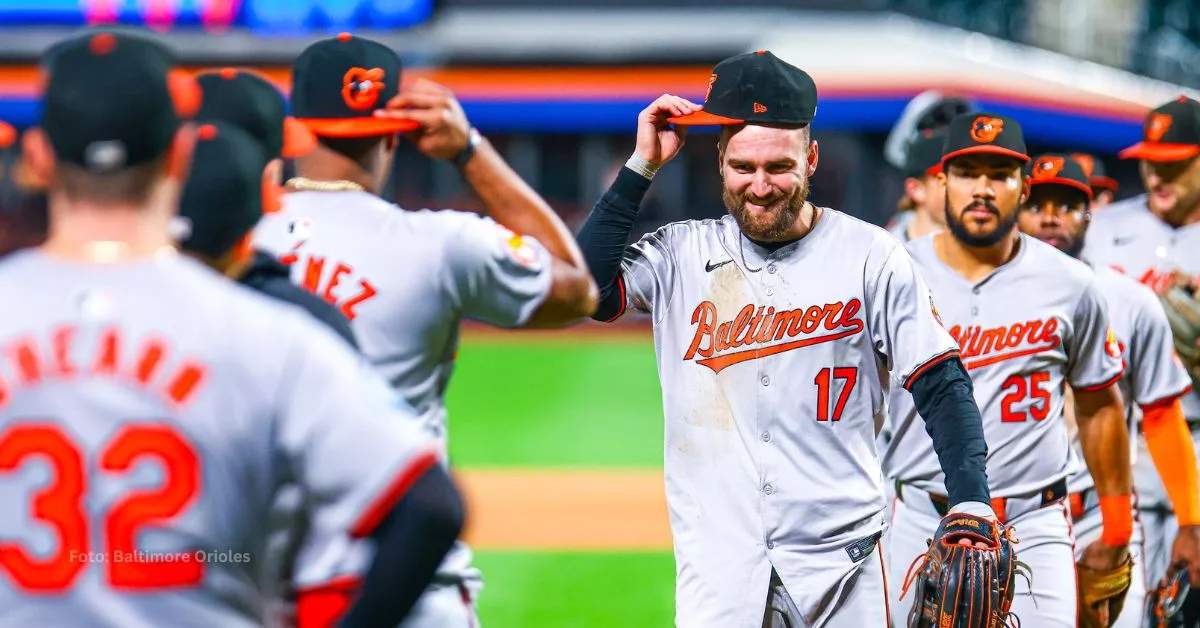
[0,423,201,592]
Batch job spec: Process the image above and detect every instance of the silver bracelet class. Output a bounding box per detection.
[625,154,660,180]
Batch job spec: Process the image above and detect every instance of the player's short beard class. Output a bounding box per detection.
[944,192,1019,248]
[724,179,809,241]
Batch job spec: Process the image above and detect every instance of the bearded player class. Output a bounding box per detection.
[1081,96,1200,594]
[883,114,1134,626]
[1017,151,1200,625]
[573,50,1016,627]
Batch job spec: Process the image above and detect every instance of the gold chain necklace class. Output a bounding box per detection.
[286,177,366,192]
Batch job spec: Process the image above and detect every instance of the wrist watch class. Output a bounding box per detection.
[452,127,482,168]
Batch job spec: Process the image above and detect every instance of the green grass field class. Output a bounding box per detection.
[445,329,676,627]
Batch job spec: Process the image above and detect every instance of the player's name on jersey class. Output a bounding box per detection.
[947,318,1060,370]
[68,549,251,565]
[0,326,208,410]
[683,299,865,374]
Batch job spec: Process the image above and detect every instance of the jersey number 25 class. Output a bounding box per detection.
[0,423,201,592]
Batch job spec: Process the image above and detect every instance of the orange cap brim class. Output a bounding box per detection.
[1117,142,1200,162]
[297,117,420,138]
[1091,176,1118,192]
[282,116,318,158]
[666,110,745,126]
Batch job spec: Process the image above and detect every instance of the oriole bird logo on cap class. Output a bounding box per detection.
[1070,153,1095,178]
[969,116,1005,143]
[342,67,386,111]
[1147,113,1173,142]
[705,73,717,102]
[1032,156,1066,180]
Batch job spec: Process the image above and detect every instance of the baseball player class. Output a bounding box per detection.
[883,114,1134,626]
[2,31,464,627]
[252,33,599,626]
[0,121,47,257]
[1070,151,1120,210]
[1018,152,1200,626]
[573,50,999,627]
[886,129,948,243]
[1081,95,1200,593]
[176,71,356,348]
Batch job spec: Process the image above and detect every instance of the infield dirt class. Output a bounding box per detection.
[457,469,673,551]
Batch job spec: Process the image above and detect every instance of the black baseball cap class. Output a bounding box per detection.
[291,33,418,138]
[1069,152,1118,192]
[904,129,947,178]
[174,123,268,259]
[668,50,817,127]
[1024,153,1093,200]
[1118,96,1200,162]
[196,68,316,159]
[941,112,1028,165]
[41,31,199,172]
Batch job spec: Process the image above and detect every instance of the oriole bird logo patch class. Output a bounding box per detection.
[1032,156,1066,181]
[969,116,1005,143]
[342,67,386,111]
[1147,113,1173,142]
[1105,327,1121,359]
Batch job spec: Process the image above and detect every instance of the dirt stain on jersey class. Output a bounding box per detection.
[680,262,745,431]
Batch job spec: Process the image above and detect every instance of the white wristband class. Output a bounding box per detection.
[625,154,660,180]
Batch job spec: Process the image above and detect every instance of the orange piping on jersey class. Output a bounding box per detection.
[902,348,960,390]
[684,299,865,374]
[1074,369,1124,393]
[349,447,442,538]
[879,541,891,626]
[1142,398,1200,525]
[1141,384,1193,410]
[296,574,363,628]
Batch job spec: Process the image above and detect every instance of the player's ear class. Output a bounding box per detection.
[904,177,925,205]
[164,123,197,183]
[1019,176,1031,205]
[806,139,819,176]
[261,158,283,214]
[20,127,54,188]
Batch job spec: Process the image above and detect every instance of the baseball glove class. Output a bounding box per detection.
[1076,554,1134,628]
[1146,566,1190,627]
[1159,272,1200,393]
[901,512,1027,628]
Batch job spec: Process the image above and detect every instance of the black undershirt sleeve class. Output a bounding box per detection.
[908,356,991,506]
[338,465,465,628]
[574,166,652,321]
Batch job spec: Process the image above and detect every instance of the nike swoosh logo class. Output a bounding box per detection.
[705,260,733,272]
[1113,236,1136,246]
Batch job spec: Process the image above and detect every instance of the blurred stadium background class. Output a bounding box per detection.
[2,0,1200,625]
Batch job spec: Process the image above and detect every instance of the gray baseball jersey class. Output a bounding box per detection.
[0,249,437,627]
[885,211,914,242]
[1066,264,1192,493]
[883,233,1124,496]
[252,191,552,445]
[613,209,957,627]
[1081,193,1200,420]
[252,190,552,588]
